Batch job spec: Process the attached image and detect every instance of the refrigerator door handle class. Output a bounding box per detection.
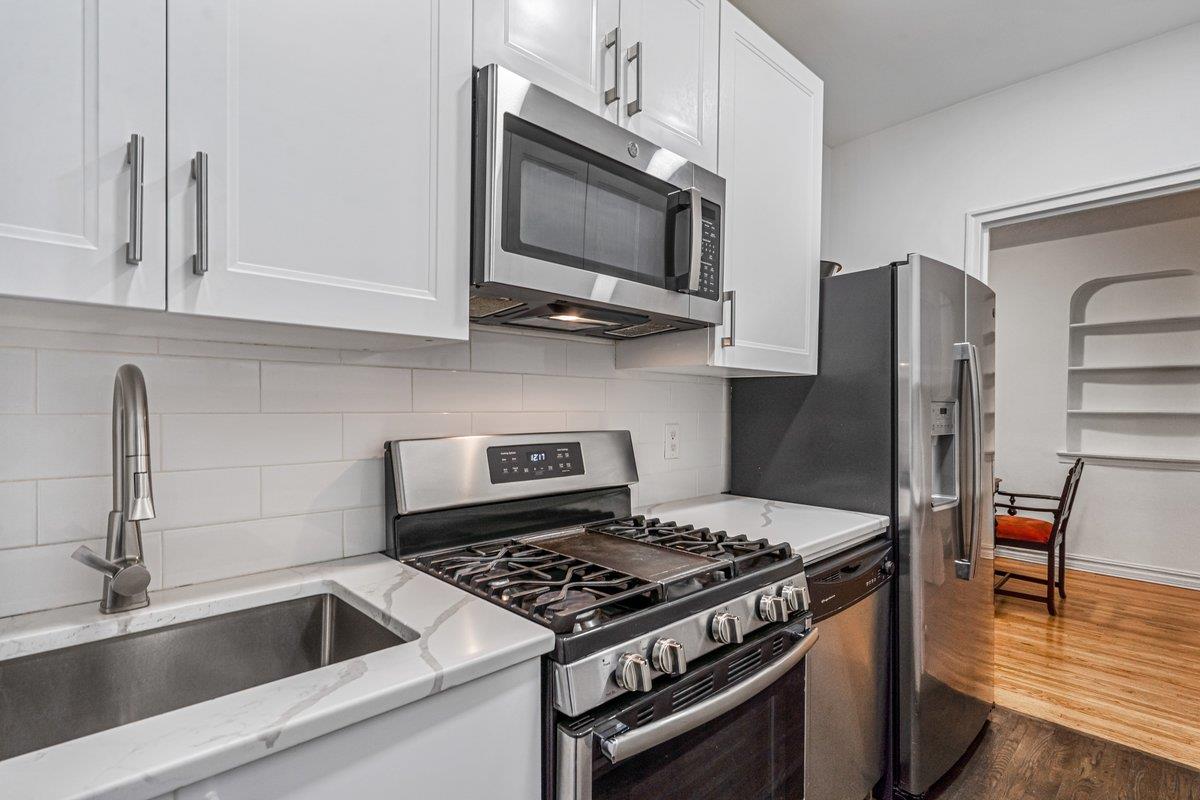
[954,342,984,581]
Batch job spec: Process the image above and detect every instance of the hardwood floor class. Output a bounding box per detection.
[928,707,1200,799]
[993,557,1200,770]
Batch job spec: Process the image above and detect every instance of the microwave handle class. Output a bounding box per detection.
[686,187,702,293]
[600,625,818,764]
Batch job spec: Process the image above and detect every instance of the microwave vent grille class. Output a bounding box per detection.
[607,320,677,338]
[469,295,525,318]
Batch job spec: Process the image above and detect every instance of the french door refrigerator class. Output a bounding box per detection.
[728,254,995,799]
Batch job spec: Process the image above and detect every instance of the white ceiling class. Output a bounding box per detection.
[730,0,1200,146]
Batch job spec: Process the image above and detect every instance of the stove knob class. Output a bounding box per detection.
[615,653,654,692]
[710,611,744,645]
[758,593,789,623]
[780,583,809,614]
[651,638,688,676]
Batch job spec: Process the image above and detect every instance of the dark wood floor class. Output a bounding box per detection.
[926,707,1200,800]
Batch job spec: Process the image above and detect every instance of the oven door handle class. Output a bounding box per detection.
[599,625,819,764]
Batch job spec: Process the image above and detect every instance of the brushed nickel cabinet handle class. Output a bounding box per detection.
[125,134,144,265]
[603,27,620,105]
[721,289,736,347]
[626,41,643,116]
[190,151,208,275]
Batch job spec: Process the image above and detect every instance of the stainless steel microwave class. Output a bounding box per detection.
[470,64,725,339]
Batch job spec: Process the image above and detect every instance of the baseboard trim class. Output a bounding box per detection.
[994,546,1200,590]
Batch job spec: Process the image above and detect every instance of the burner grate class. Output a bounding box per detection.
[586,516,793,575]
[415,541,663,633]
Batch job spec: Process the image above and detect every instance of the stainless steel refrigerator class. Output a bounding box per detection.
[728,254,995,800]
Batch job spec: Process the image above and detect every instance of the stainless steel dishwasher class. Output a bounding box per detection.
[806,537,893,800]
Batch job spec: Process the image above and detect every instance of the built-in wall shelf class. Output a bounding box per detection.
[1064,269,1200,466]
[1067,363,1200,373]
[1068,313,1200,333]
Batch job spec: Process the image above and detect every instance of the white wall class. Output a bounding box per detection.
[0,327,729,618]
[825,22,1200,272]
[990,216,1200,586]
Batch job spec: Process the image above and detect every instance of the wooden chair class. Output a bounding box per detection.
[993,458,1085,615]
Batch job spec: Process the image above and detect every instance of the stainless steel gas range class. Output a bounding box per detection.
[384,431,816,800]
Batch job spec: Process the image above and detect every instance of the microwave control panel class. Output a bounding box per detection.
[487,442,584,483]
[695,201,721,301]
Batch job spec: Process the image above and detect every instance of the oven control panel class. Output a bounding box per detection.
[487,441,584,483]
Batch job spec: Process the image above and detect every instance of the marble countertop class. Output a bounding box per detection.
[0,554,554,800]
[642,494,890,566]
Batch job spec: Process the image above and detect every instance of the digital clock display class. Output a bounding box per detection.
[529,451,547,463]
[486,442,584,483]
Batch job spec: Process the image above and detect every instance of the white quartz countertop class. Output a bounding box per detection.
[642,494,890,566]
[0,554,554,800]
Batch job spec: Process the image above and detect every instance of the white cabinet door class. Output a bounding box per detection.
[0,0,165,309]
[619,0,719,171]
[474,0,621,123]
[167,0,470,340]
[712,1,822,374]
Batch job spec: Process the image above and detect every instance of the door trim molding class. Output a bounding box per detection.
[963,162,1200,283]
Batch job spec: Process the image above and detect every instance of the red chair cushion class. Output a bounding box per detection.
[995,515,1053,544]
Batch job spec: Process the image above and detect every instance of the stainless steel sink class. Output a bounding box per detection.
[0,594,407,761]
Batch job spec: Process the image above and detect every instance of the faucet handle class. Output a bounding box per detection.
[71,545,151,597]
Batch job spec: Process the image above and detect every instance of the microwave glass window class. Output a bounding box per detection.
[501,116,688,291]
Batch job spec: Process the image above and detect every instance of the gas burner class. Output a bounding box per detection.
[415,540,664,633]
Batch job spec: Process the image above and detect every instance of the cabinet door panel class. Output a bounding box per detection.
[167,0,469,339]
[0,0,165,308]
[620,0,719,171]
[474,0,620,122]
[714,3,822,374]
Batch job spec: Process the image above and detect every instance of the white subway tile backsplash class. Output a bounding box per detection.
[0,327,157,355]
[37,468,262,544]
[413,370,522,412]
[161,413,341,470]
[341,341,470,370]
[0,349,35,413]
[604,380,670,412]
[261,460,383,516]
[471,330,565,375]
[37,351,261,415]
[0,328,728,618]
[0,415,109,481]
[472,412,568,435]
[161,513,342,588]
[343,505,386,558]
[342,413,472,459]
[668,382,727,413]
[523,375,605,411]
[565,341,618,378]
[0,533,163,618]
[0,482,36,550]
[637,470,700,508]
[159,338,342,364]
[261,363,412,413]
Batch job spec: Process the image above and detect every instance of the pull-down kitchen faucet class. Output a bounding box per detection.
[71,364,155,613]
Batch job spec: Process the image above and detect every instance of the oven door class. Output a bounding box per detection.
[474,64,724,328]
[557,622,817,800]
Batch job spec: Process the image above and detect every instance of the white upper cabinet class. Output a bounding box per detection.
[616,1,824,376]
[0,0,166,309]
[474,0,719,170]
[711,1,823,373]
[618,0,719,170]
[166,0,471,340]
[474,0,622,123]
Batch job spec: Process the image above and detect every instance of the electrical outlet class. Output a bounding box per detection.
[664,423,680,460]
